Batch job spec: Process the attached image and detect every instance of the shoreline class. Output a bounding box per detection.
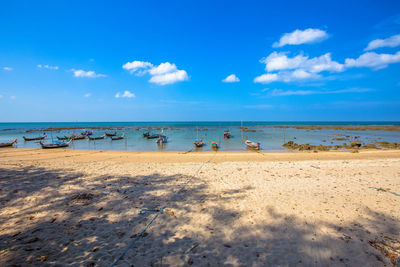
[1,148,400,163]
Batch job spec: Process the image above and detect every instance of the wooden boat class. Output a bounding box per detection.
[245,136,260,150]
[194,138,205,148]
[57,136,69,140]
[224,130,232,139]
[40,140,71,149]
[88,135,105,140]
[111,133,125,140]
[211,139,219,150]
[0,138,17,148]
[23,133,46,141]
[147,134,160,139]
[143,132,150,138]
[156,135,168,144]
[82,130,93,136]
[105,131,117,137]
[70,134,86,140]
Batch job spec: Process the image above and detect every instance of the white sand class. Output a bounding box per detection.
[0,149,399,266]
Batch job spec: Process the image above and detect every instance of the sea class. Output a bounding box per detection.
[1,122,400,152]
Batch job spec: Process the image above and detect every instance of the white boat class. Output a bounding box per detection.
[245,136,260,150]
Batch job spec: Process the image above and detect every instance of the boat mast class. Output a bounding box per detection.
[241,120,243,144]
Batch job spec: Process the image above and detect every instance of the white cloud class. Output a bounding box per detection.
[84,93,91,98]
[254,70,320,84]
[122,61,153,74]
[268,87,372,96]
[273,28,328,47]
[10,95,16,100]
[261,52,344,73]
[123,60,189,85]
[115,90,135,98]
[0,94,3,98]
[71,69,106,78]
[254,73,279,83]
[345,51,400,69]
[3,67,13,71]
[222,74,240,83]
[148,62,177,75]
[37,64,59,70]
[365,34,400,51]
[149,70,188,85]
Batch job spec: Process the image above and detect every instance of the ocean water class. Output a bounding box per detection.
[1,122,399,152]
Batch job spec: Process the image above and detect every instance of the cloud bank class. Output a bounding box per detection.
[123,60,188,85]
[273,28,328,47]
[365,34,400,51]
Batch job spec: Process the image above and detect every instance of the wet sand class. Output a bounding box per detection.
[0,148,399,266]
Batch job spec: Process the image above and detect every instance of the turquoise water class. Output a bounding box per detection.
[1,122,399,151]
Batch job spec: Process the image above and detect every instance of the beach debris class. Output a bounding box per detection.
[371,187,400,197]
[369,236,400,265]
[91,247,99,252]
[38,256,48,262]
[50,217,57,223]
[187,257,194,265]
[71,193,94,200]
[168,211,176,217]
[223,243,232,248]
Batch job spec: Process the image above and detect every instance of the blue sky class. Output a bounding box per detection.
[1,0,400,122]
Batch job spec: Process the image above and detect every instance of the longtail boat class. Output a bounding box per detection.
[40,140,71,149]
[70,135,86,140]
[57,136,69,140]
[211,139,219,150]
[82,130,93,136]
[194,138,205,148]
[23,133,46,141]
[147,133,160,139]
[143,132,150,138]
[105,131,117,137]
[0,138,17,148]
[156,135,168,144]
[88,135,105,140]
[111,133,125,140]
[224,130,232,139]
[245,136,260,150]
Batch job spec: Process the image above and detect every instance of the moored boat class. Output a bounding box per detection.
[245,136,260,150]
[156,133,168,144]
[194,138,205,148]
[23,133,46,141]
[82,130,93,136]
[143,132,150,138]
[88,135,105,140]
[0,138,17,148]
[211,139,219,150]
[69,134,86,140]
[147,133,160,139]
[57,136,69,140]
[105,131,117,137]
[111,133,125,140]
[224,130,232,139]
[40,140,71,149]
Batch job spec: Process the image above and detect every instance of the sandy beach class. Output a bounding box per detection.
[0,148,399,266]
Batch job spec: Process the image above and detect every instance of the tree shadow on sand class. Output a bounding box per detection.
[0,166,399,266]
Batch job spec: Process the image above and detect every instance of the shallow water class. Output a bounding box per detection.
[1,122,399,151]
